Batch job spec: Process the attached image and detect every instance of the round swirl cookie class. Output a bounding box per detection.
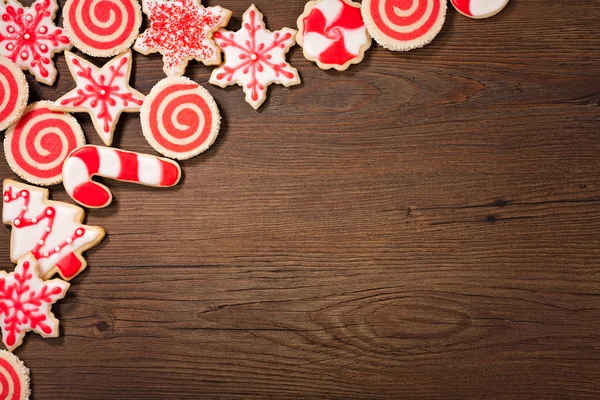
[0,57,28,132]
[141,76,221,160]
[62,0,142,57]
[0,350,30,400]
[4,101,86,186]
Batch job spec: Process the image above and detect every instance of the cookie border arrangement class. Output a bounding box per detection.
[0,0,511,396]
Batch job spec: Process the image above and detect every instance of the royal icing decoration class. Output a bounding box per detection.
[63,145,182,208]
[134,0,232,77]
[0,57,28,132]
[141,76,221,160]
[3,102,86,186]
[0,0,71,85]
[297,0,371,71]
[51,50,144,146]
[209,5,300,110]
[361,0,446,51]
[62,0,142,57]
[0,350,30,400]
[0,254,69,351]
[3,180,105,281]
[450,0,509,19]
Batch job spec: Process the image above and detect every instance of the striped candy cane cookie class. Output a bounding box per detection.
[62,145,182,208]
[0,57,28,131]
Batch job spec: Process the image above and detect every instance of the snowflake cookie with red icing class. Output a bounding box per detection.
[50,50,145,146]
[209,5,301,110]
[297,0,371,71]
[134,0,232,77]
[0,0,72,85]
[0,350,30,399]
[3,179,106,281]
[0,253,69,351]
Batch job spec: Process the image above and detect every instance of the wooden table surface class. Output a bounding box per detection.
[1,0,599,398]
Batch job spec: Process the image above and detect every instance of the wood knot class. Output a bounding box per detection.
[91,315,116,339]
[483,214,497,223]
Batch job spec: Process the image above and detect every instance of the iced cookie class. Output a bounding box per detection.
[209,5,300,110]
[450,0,509,19]
[0,57,28,132]
[0,0,72,85]
[0,254,69,351]
[361,0,446,51]
[62,0,142,57]
[51,50,145,146]
[4,101,86,186]
[141,76,221,160]
[297,0,371,71]
[134,0,232,77]
[0,350,30,399]
[3,179,105,280]
[63,145,182,208]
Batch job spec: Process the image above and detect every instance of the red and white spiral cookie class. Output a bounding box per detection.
[0,350,30,400]
[63,0,142,57]
[361,0,447,51]
[297,0,371,71]
[4,101,86,186]
[141,76,220,160]
[0,57,28,132]
[450,0,509,19]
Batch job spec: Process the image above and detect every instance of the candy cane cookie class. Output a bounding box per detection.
[62,0,142,57]
[361,0,447,51]
[141,76,221,160]
[0,57,28,132]
[0,350,30,399]
[63,145,182,208]
[4,101,85,186]
[450,0,509,19]
[297,0,371,71]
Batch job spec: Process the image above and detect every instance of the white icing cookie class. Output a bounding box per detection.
[450,0,509,19]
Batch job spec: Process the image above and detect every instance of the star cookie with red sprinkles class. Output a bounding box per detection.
[0,0,72,85]
[134,0,232,77]
[51,50,145,146]
[0,254,69,351]
[209,5,300,110]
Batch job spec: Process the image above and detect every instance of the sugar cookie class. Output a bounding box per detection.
[297,0,371,71]
[0,57,28,132]
[450,0,509,19]
[209,5,300,110]
[62,0,142,57]
[3,179,105,281]
[134,0,232,77]
[0,254,69,351]
[361,0,446,51]
[4,101,86,186]
[141,76,220,160]
[51,50,145,146]
[0,350,30,399]
[0,0,72,85]
[63,145,182,208]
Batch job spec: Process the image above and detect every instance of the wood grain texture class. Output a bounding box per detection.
[1,0,600,398]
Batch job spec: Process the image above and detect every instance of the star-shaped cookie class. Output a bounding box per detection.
[51,50,145,146]
[134,0,232,77]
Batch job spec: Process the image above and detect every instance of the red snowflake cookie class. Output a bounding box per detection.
[0,0,72,85]
[209,5,301,110]
[134,0,232,77]
[0,254,69,351]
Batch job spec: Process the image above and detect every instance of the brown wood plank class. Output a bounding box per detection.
[1,0,599,398]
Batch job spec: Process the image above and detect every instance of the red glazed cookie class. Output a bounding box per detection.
[141,76,221,160]
[450,0,509,19]
[0,57,28,132]
[4,101,86,186]
[62,0,142,57]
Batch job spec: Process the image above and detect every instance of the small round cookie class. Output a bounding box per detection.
[0,350,30,400]
[62,0,142,57]
[141,76,221,160]
[450,0,509,19]
[297,0,371,71]
[361,0,447,51]
[0,57,28,132]
[4,101,86,186]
